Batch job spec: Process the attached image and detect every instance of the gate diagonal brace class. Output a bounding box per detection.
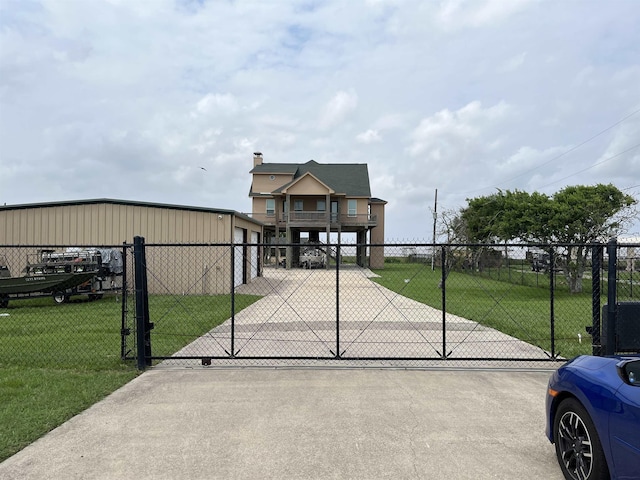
[234,270,334,356]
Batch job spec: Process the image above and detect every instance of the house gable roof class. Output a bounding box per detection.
[276,172,335,195]
[252,160,371,197]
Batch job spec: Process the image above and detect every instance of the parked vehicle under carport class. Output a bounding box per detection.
[299,247,326,269]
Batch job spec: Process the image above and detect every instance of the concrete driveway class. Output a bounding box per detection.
[0,367,563,480]
[174,266,557,365]
[1,266,565,479]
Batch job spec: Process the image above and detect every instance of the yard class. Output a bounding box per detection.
[371,261,626,360]
[0,293,261,462]
[1,259,632,462]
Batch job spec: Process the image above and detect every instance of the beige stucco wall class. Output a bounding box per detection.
[251,197,279,223]
[356,198,368,215]
[369,202,386,269]
[284,175,331,196]
[370,203,385,243]
[252,173,293,193]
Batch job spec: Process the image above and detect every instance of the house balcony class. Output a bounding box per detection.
[246,211,377,229]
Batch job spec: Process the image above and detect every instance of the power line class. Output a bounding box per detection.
[533,143,640,190]
[461,106,640,195]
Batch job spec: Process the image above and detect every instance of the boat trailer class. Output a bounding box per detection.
[0,248,123,308]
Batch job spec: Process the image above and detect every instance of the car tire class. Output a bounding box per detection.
[553,398,609,480]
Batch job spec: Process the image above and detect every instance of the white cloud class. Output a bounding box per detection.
[195,93,239,115]
[318,90,359,130]
[1,0,640,237]
[500,52,527,73]
[356,129,382,144]
[407,101,510,158]
[437,0,533,31]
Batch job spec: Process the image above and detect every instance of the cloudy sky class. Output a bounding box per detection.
[1,0,639,240]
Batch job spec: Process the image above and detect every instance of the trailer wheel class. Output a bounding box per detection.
[53,291,68,304]
[0,296,8,308]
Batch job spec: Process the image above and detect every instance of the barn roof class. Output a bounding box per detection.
[0,198,260,224]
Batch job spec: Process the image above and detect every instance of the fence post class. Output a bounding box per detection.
[230,243,235,357]
[549,246,555,358]
[590,244,602,356]
[120,243,129,360]
[335,240,340,359]
[133,236,152,370]
[605,238,617,356]
[441,245,447,359]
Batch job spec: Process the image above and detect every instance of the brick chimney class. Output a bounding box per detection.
[253,152,263,168]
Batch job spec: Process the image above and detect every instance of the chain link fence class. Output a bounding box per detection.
[2,241,638,370]
[0,244,131,370]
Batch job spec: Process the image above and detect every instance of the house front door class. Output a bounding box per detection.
[331,201,339,223]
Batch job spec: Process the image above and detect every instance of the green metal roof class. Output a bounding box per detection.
[249,164,298,174]
[253,160,371,197]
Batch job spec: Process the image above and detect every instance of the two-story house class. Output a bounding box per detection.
[249,152,386,269]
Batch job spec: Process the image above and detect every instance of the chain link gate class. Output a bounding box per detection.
[125,239,640,370]
[0,239,634,371]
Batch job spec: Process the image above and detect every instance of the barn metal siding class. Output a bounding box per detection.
[0,202,243,245]
[0,200,263,294]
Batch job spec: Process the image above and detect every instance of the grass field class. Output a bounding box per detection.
[371,262,606,360]
[0,292,260,462]
[1,262,632,462]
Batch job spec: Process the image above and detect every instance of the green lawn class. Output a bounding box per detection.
[372,263,603,359]
[0,292,260,462]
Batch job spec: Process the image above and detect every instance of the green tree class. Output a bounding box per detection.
[460,184,636,293]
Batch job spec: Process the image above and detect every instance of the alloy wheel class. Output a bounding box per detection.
[557,410,593,480]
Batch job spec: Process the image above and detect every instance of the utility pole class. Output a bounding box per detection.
[431,189,438,271]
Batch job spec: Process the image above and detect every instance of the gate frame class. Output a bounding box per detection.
[130,240,626,370]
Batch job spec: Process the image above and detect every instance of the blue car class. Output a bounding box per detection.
[546,355,640,480]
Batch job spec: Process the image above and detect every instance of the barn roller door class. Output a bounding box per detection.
[250,232,259,279]
[233,227,245,288]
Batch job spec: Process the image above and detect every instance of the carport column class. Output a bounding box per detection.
[356,230,366,267]
[324,193,331,270]
[274,227,280,269]
[275,196,282,268]
[286,194,292,269]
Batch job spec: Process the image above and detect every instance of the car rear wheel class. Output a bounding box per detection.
[553,398,609,480]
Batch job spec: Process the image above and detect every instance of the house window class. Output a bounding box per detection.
[317,200,326,212]
[348,199,357,217]
[266,199,275,216]
[294,200,304,211]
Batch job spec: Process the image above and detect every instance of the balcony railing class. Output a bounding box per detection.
[245,211,377,227]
